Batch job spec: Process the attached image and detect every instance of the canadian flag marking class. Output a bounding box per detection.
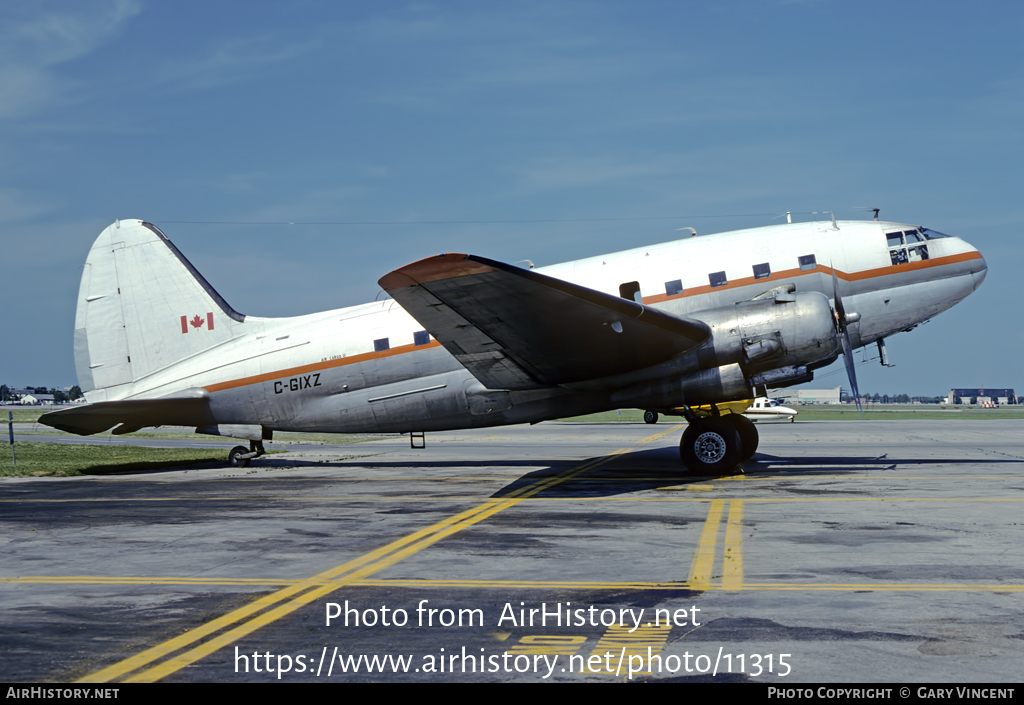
[180,313,214,333]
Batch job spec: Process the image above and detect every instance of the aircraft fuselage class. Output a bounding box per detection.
[76,219,986,437]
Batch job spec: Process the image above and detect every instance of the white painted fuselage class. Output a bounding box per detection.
[67,218,986,437]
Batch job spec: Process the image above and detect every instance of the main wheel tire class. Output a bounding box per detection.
[722,413,759,461]
[643,410,659,424]
[228,445,251,468]
[680,418,742,474]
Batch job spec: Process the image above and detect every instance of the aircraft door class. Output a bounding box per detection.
[249,332,279,425]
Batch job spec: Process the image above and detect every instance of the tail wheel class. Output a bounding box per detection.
[680,418,741,474]
[722,413,759,461]
[228,445,251,468]
[643,410,659,424]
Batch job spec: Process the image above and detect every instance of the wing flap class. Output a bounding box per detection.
[380,253,710,390]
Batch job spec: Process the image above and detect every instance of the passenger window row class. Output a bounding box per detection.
[656,254,819,296]
[373,330,431,353]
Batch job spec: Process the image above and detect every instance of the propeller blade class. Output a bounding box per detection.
[840,327,863,415]
[831,266,847,328]
[832,264,862,415]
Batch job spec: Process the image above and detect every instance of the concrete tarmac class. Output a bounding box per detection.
[2,419,1023,683]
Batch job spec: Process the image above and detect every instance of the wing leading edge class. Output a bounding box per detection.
[379,253,711,390]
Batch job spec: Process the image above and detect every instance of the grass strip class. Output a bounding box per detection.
[0,443,225,478]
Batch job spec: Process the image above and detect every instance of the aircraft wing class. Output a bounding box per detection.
[38,394,216,436]
[379,253,711,390]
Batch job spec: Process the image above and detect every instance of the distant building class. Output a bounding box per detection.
[947,388,1017,405]
[775,386,843,404]
[18,393,55,405]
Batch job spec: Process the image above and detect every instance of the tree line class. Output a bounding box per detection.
[1,385,83,403]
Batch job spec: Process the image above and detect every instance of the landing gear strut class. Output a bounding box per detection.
[228,440,266,468]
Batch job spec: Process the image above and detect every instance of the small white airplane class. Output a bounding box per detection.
[641,395,794,424]
[744,397,798,422]
[40,216,986,473]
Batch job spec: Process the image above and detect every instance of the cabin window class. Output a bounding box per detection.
[752,263,771,279]
[619,281,642,302]
[414,330,430,346]
[798,254,817,271]
[373,338,390,352]
[886,232,904,248]
[890,248,908,265]
[709,271,727,288]
[665,279,683,296]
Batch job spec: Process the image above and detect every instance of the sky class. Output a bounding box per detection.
[2,0,1021,397]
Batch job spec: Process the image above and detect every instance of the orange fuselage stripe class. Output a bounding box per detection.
[203,340,444,393]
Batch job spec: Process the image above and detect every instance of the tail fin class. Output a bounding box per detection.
[74,220,245,396]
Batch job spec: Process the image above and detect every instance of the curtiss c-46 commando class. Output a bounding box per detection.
[41,216,986,473]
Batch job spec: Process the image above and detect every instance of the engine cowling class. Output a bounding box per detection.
[687,290,840,375]
[609,291,840,409]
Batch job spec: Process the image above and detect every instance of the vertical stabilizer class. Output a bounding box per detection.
[74,220,245,396]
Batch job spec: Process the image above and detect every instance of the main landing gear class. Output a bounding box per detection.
[678,411,758,475]
[228,440,267,468]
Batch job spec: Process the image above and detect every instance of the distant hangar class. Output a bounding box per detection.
[947,388,1017,405]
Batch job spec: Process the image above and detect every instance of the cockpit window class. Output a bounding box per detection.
[888,230,929,265]
[890,248,909,265]
[920,228,951,240]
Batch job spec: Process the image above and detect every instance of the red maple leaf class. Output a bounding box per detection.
[189,314,205,329]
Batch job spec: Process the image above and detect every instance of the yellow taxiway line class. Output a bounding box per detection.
[9,575,1024,592]
[21,421,1012,681]
[79,428,685,684]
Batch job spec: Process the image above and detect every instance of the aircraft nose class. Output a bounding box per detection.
[969,244,987,290]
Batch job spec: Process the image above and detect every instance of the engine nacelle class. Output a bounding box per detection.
[609,291,840,410]
[687,290,840,375]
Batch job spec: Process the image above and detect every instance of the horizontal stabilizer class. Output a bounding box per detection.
[38,395,216,436]
[379,254,710,390]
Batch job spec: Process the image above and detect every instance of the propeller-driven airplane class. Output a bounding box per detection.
[642,396,798,425]
[40,216,986,473]
[744,397,798,423]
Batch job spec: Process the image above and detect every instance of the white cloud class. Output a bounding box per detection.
[149,34,318,94]
[0,0,141,118]
[0,188,52,223]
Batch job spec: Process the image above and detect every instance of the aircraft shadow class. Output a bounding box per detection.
[481,447,1021,501]
[78,444,1022,496]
